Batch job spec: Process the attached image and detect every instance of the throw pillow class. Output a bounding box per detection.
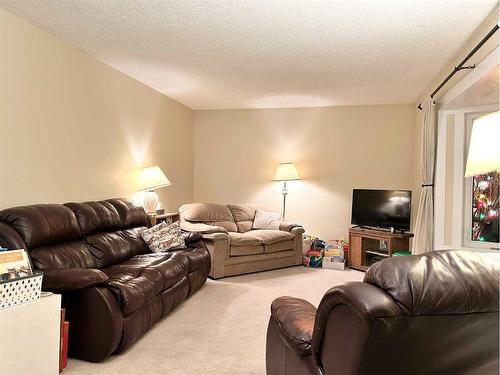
[252,209,281,230]
[141,221,186,252]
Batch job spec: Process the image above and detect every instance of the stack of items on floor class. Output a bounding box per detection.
[302,235,348,269]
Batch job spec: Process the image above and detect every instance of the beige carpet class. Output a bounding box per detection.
[65,266,364,375]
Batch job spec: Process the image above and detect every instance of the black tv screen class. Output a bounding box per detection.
[351,189,411,231]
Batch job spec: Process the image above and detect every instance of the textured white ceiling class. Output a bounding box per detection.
[0,0,497,109]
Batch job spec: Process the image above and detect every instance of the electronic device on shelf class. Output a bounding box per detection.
[351,189,412,232]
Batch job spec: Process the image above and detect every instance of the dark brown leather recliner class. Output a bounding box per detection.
[0,198,210,362]
[266,250,499,375]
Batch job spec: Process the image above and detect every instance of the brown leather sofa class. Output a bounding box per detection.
[266,250,499,375]
[0,198,210,362]
[179,203,304,278]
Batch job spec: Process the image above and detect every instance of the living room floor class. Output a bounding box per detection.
[65,266,364,375]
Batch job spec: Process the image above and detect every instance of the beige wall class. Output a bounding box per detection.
[0,9,194,210]
[194,105,416,240]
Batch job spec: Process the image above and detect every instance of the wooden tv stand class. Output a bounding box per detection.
[348,227,414,272]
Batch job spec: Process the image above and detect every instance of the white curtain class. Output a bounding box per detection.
[413,98,437,254]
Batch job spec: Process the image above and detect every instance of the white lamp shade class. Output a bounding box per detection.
[273,163,300,181]
[465,111,500,177]
[139,166,171,191]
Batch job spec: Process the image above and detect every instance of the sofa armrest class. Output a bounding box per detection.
[270,296,316,355]
[312,282,401,360]
[180,221,228,235]
[181,230,203,246]
[200,232,230,241]
[280,222,305,234]
[41,268,109,292]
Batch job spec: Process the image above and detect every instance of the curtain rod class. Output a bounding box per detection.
[417,24,499,110]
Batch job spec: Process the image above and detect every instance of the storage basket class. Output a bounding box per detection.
[0,272,43,310]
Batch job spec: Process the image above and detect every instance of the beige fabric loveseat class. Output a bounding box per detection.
[179,203,304,278]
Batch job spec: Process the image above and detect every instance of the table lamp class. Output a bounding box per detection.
[273,162,300,219]
[465,111,500,177]
[139,166,171,214]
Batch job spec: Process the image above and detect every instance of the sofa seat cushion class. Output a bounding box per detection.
[172,246,210,273]
[229,232,265,247]
[249,230,294,244]
[103,252,189,315]
[265,239,295,254]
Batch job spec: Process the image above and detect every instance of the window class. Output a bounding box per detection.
[463,112,500,249]
[470,172,499,243]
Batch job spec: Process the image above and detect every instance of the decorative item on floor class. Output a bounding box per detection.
[139,165,171,214]
[302,236,325,268]
[322,239,349,270]
[59,308,69,372]
[273,162,300,219]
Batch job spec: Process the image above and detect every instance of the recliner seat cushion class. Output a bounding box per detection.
[103,252,189,315]
[104,253,189,315]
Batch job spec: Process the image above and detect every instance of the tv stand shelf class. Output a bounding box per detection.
[348,228,413,272]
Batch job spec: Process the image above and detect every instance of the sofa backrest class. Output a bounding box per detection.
[0,198,149,270]
[64,200,149,268]
[179,203,237,232]
[227,204,256,233]
[364,250,499,315]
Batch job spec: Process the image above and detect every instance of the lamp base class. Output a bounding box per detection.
[143,191,159,214]
[281,181,288,219]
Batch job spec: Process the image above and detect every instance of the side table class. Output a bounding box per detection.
[0,293,62,374]
[147,212,180,227]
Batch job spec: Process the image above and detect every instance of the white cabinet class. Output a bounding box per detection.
[0,294,61,374]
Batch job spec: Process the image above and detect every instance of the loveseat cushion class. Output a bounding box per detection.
[249,230,294,244]
[103,252,189,316]
[179,203,238,232]
[227,204,256,233]
[229,232,265,247]
[0,204,81,248]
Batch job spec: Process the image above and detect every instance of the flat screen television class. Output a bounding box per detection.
[351,189,411,231]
